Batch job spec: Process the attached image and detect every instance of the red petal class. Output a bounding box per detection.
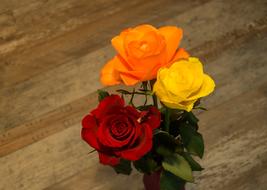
[99,152,120,166]
[125,106,140,119]
[91,95,124,119]
[97,115,136,148]
[81,115,100,150]
[120,123,153,160]
[144,107,161,130]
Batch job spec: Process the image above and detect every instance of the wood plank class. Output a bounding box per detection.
[0,28,267,190]
[0,1,267,189]
[193,87,267,189]
[1,0,266,134]
[0,23,266,157]
[0,0,137,55]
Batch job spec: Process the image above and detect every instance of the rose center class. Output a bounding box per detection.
[111,122,128,137]
[140,42,149,51]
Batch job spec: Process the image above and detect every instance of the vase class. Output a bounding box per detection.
[143,170,185,190]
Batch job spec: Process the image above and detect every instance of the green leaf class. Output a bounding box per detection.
[133,156,158,174]
[113,159,132,175]
[180,124,204,158]
[160,170,185,190]
[182,152,203,171]
[162,154,193,182]
[186,112,199,126]
[153,132,177,157]
[97,90,109,102]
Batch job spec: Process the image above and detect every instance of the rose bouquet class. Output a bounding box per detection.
[81,25,215,190]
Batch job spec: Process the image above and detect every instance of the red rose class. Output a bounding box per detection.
[81,95,161,166]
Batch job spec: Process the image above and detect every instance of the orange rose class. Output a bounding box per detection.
[101,24,189,86]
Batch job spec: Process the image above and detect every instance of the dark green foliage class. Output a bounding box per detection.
[184,112,199,127]
[97,89,109,102]
[113,159,132,175]
[153,132,177,157]
[182,152,203,171]
[133,155,159,174]
[180,123,204,158]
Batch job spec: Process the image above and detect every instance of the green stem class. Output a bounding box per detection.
[152,94,158,108]
[117,90,152,96]
[129,88,135,107]
[164,107,171,133]
[142,82,148,106]
[149,80,158,108]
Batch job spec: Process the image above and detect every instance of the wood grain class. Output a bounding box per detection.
[1,0,265,134]
[0,0,211,131]
[0,0,267,190]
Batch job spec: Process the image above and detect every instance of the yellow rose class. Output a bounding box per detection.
[153,57,215,112]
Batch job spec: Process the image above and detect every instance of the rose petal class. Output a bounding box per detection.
[81,115,100,150]
[91,95,124,119]
[144,107,161,130]
[162,99,196,112]
[114,55,134,73]
[120,123,153,160]
[170,48,189,63]
[111,30,129,61]
[187,74,215,101]
[127,53,166,76]
[125,106,140,119]
[97,115,136,148]
[134,24,158,33]
[119,72,141,86]
[100,56,122,86]
[159,26,183,62]
[99,152,120,166]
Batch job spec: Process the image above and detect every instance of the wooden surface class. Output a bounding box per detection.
[0,0,267,189]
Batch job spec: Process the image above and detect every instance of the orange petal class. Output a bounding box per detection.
[134,24,157,33]
[120,72,140,86]
[163,48,189,68]
[113,55,133,72]
[111,31,128,61]
[159,26,183,62]
[172,48,189,62]
[100,57,122,86]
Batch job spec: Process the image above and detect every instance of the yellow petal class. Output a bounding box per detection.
[187,74,215,100]
[162,99,196,112]
[198,74,215,97]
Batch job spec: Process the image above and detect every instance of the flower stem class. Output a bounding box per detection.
[129,88,135,107]
[152,94,158,108]
[142,82,148,106]
[149,80,158,109]
[164,107,171,133]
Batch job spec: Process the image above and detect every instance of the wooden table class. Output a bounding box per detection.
[0,0,267,189]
